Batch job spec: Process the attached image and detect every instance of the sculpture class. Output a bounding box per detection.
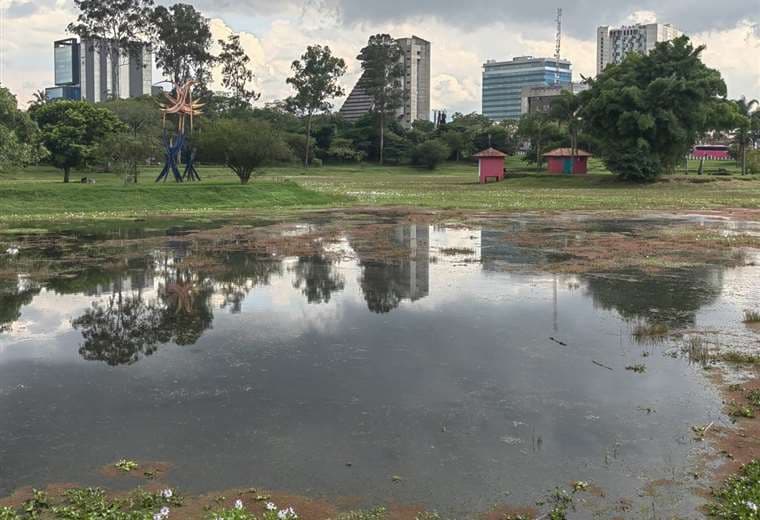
[156,80,204,183]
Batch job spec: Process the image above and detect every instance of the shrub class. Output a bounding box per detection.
[412,139,450,170]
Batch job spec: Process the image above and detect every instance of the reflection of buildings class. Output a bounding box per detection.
[479,223,542,271]
[351,224,430,314]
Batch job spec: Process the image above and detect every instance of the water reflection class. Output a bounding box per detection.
[0,279,40,332]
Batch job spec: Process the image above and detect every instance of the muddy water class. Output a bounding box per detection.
[0,216,758,517]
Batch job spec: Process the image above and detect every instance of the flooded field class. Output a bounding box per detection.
[0,212,759,518]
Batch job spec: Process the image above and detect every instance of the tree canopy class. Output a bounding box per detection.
[579,36,732,181]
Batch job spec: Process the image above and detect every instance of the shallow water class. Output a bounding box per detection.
[1,217,758,517]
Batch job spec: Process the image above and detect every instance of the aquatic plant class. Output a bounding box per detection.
[335,507,387,520]
[709,460,760,519]
[747,389,760,408]
[728,402,756,419]
[743,309,760,323]
[115,459,139,472]
[631,322,669,343]
[625,364,647,374]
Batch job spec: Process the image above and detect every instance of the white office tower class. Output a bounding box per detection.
[597,23,683,75]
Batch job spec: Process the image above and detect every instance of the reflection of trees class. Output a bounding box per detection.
[292,255,345,304]
[157,272,214,346]
[73,294,162,366]
[0,280,41,332]
[584,267,724,327]
[213,252,283,313]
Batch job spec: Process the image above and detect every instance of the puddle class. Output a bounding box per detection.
[0,213,758,518]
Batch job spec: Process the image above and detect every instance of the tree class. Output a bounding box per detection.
[579,36,731,181]
[518,112,556,171]
[286,45,346,168]
[198,118,290,184]
[218,34,259,104]
[550,90,582,160]
[0,87,45,170]
[151,4,214,90]
[412,139,450,170]
[28,90,48,110]
[103,96,161,137]
[733,97,759,175]
[68,0,155,99]
[356,34,404,165]
[32,101,125,182]
[97,131,158,183]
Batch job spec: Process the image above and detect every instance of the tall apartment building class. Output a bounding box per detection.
[597,23,683,75]
[482,56,572,121]
[339,35,431,125]
[46,37,153,102]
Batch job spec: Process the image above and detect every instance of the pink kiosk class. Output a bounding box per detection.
[473,148,507,184]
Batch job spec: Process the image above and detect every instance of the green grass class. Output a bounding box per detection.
[709,460,760,519]
[2,158,760,222]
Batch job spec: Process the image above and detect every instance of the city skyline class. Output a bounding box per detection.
[0,1,757,113]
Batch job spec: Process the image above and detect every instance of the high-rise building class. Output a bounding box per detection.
[46,38,153,102]
[596,23,683,75]
[482,56,572,121]
[339,35,431,125]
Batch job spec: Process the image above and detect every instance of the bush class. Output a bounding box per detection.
[412,139,450,170]
[747,150,760,174]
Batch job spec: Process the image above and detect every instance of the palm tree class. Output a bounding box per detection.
[27,90,48,110]
[734,97,759,175]
[550,90,583,162]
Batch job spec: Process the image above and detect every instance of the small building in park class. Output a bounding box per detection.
[543,148,592,174]
[473,147,508,184]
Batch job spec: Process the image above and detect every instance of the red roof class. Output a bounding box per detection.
[473,147,508,158]
[543,148,593,157]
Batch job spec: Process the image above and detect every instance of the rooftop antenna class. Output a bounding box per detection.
[554,8,563,85]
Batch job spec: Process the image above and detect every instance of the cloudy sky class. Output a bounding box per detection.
[0,0,758,113]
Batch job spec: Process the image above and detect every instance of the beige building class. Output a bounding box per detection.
[597,23,683,75]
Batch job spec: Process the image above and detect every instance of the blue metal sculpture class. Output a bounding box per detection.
[156,81,204,183]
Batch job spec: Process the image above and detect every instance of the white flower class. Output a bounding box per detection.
[265,502,277,511]
[278,507,298,519]
[160,506,170,517]
[161,489,173,499]
[234,499,244,510]
[153,515,163,520]
[747,501,758,512]
[5,247,19,256]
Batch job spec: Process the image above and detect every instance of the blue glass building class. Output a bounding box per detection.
[482,56,572,121]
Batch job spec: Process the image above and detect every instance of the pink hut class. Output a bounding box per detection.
[473,148,507,184]
[543,148,592,175]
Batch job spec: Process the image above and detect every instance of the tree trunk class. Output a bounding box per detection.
[742,145,747,176]
[305,112,313,168]
[379,113,385,166]
[63,167,70,183]
[536,132,542,172]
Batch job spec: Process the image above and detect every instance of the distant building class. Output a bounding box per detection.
[46,37,153,102]
[339,35,431,126]
[482,56,572,121]
[520,82,589,115]
[596,23,683,75]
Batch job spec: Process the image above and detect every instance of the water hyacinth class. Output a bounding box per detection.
[153,506,170,520]
[161,489,173,499]
[277,507,298,519]
[265,502,277,511]
[234,499,244,510]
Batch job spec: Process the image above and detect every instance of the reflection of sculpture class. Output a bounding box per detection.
[156,80,204,183]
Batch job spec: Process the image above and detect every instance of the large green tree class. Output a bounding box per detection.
[579,36,731,181]
[0,87,45,170]
[150,3,214,90]
[68,0,155,99]
[32,101,125,183]
[286,44,347,167]
[518,112,559,171]
[356,34,404,165]
[550,90,583,160]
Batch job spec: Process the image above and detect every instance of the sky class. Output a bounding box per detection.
[0,0,758,114]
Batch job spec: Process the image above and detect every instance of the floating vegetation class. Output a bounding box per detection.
[708,460,760,519]
[335,508,387,520]
[716,351,760,365]
[747,389,760,408]
[632,322,669,343]
[692,422,714,441]
[114,459,139,472]
[728,402,756,419]
[625,364,647,374]
[743,309,760,323]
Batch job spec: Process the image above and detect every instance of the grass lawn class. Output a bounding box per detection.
[1,157,759,222]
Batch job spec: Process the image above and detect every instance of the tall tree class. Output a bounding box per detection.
[733,97,759,175]
[0,87,45,170]
[150,4,214,90]
[27,90,48,110]
[68,0,155,99]
[519,112,555,171]
[578,36,731,181]
[218,34,259,105]
[356,34,403,165]
[550,90,582,160]
[286,44,347,167]
[32,101,125,183]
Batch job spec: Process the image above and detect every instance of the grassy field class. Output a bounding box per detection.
[0,157,758,221]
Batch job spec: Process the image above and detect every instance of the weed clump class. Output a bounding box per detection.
[708,460,760,519]
[632,322,669,343]
[743,309,760,323]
